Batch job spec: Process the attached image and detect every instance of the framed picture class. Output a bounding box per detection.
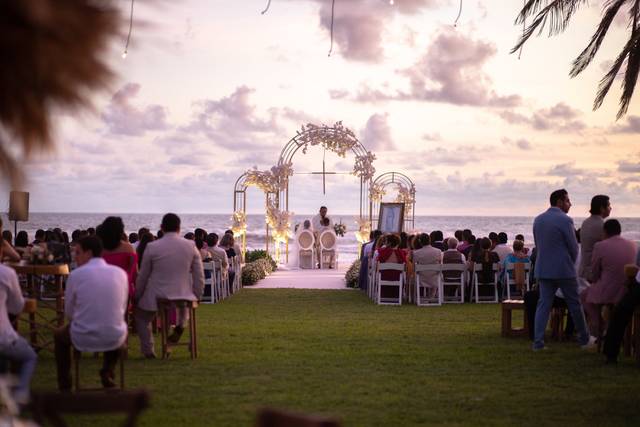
[378,202,404,234]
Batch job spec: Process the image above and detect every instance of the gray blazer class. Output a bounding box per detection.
[533,207,578,280]
[135,232,205,311]
[578,214,604,282]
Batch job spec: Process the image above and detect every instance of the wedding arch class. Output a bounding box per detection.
[369,172,416,232]
[231,121,376,261]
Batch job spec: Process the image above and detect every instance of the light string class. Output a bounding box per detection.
[328,0,336,57]
[454,0,462,27]
[122,0,135,58]
[261,0,272,15]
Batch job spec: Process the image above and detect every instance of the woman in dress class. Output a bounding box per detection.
[14,230,31,259]
[219,233,237,294]
[97,216,138,303]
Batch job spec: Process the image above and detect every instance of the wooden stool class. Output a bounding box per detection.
[157,299,198,359]
[501,300,528,337]
[72,345,126,392]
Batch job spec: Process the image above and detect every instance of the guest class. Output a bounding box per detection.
[501,239,531,295]
[0,220,20,263]
[471,237,501,297]
[312,206,333,232]
[207,233,229,271]
[457,229,473,254]
[442,237,465,284]
[97,217,138,303]
[412,233,442,298]
[224,230,243,263]
[462,235,476,260]
[454,230,464,243]
[32,229,45,246]
[532,189,594,351]
[430,230,446,252]
[184,232,195,241]
[603,268,640,363]
[135,214,204,358]
[583,219,636,337]
[399,232,409,254]
[128,232,139,245]
[493,232,511,261]
[136,232,154,268]
[55,236,127,390]
[87,227,96,237]
[219,233,237,293]
[157,230,164,239]
[376,234,407,299]
[195,238,211,261]
[358,230,381,291]
[515,234,529,254]
[0,249,37,404]
[14,231,30,258]
[194,228,207,243]
[489,232,498,250]
[2,231,12,246]
[132,227,150,250]
[578,195,611,282]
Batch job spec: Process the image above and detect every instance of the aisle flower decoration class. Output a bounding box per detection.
[333,222,346,237]
[354,217,371,244]
[395,183,416,213]
[265,199,293,244]
[230,211,247,237]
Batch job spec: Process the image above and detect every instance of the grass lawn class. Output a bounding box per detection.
[30,289,640,426]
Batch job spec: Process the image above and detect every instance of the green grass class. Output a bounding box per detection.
[30,289,640,426]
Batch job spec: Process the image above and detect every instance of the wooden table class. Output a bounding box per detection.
[9,263,69,352]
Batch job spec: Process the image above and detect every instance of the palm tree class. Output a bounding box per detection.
[512,0,640,119]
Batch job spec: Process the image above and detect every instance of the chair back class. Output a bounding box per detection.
[414,264,441,273]
[319,230,337,251]
[378,262,405,272]
[298,230,315,250]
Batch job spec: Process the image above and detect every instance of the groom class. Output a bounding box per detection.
[312,206,333,232]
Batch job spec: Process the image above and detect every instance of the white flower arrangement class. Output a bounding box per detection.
[333,222,346,237]
[369,182,386,202]
[266,199,293,244]
[353,151,376,181]
[230,211,247,237]
[354,217,371,244]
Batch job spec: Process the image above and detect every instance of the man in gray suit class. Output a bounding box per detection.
[532,189,595,351]
[578,195,611,282]
[134,213,205,358]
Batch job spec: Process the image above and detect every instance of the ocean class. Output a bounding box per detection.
[4,213,640,265]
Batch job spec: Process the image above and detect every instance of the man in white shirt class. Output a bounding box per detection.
[0,261,37,404]
[312,206,333,232]
[493,232,512,261]
[54,236,128,391]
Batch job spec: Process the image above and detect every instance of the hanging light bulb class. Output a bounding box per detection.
[389,0,394,4]
[121,50,128,59]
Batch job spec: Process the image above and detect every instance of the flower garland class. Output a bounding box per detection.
[230,211,247,237]
[245,162,293,193]
[266,199,293,244]
[395,183,416,214]
[369,182,386,202]
[354,217,371,244]
[353,151,376,181]
[298,121,358,157]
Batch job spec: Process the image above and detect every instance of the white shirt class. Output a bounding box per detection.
[0,265,23,345]
[494,244,512,262]
[65,258,128,352]
[312,214,333,232]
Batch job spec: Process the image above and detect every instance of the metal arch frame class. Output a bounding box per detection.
[233,173,276,254]
[276,126,371,221]
[369,172,416,232]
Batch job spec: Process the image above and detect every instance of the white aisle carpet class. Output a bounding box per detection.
[250,266,349,290]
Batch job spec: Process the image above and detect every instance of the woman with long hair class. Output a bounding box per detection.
[97,216,138,302]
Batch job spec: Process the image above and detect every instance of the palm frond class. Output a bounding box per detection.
[570,0,626,77]
[512,0,589,54]
[593,30,640,111]
[617,0,640,118]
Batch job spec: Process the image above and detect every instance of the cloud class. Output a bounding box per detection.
[422,132,442,141]
[315,0,442,62]
[498,102,586,133]
[101,83,169,136]
[330,29,520,107]
[547,162,586,177]
[618,159,640,173]
[502,137,532,150]
[611,115,640,133]
[360,113,394,151]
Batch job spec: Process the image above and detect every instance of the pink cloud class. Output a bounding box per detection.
[360,113,394,151]
[101,83,169,136]
[499,102,586,133]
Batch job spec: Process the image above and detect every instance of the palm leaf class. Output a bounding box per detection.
[617,0,640,117]
[570,0,627,77]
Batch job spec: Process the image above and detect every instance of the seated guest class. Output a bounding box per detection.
[501,239,531,292]
[2,231,12,246]
[13,230,30,258]
[184,232,195,241]
[473,237,500,285]
[412,233,442,298]
[515,234,529,254]
[604,268,640,364]
[98,217,138,303]
[135,214,204,358]
[136,233,155,268]
[454,230,464,243]
[132,227,150,250]
[55,236,127,390]
[583,219,637,337]
[196,238,211,261]
[430,230,446,252]
[0,220,20,263]
[457,229,473,254]
[32,229,45,246]
[358,230,381,291]
[488,232,498,250]
[0,248,37,404]
[207,233,229,271]
[493,232,512,261]
[224,229,243,263]
[376,234,407,281]
[442,237,465,282]
[219,233,237,293]
[128,232,139,245]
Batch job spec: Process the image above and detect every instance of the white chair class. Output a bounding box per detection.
[319,230,338,269]
[441,264,466,304]
[368,258,378,300]
[376,263,405,305]
[503,262,530,300]
[297,230,315,269]
[202,261,215,304]
[472,263,499,303]
[414,264,443,306]
[214,260,228,300]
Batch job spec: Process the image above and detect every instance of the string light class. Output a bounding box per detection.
[261,0,272,15]
[328,0,336,57]
[122,0,135,59]
[453,0,462,27]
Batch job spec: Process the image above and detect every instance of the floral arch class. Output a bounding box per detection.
[369,172,416,232]
[231,121,376,261]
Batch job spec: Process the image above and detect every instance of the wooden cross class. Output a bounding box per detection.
[295,150,349,194]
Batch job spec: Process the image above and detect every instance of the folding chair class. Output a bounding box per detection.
[414,264,442,306]
[377,263,405,305]
[201,262,215,304]
[472,263,499,303]
[441,264,466,303]
[503,262,530,300]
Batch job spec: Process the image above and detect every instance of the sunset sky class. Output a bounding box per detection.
[6,0,640,216]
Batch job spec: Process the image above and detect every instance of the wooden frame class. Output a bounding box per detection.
[377,202,404,233]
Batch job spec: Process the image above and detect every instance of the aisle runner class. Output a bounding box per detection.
[250,266,349,290]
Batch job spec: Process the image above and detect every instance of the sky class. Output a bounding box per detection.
[3,0,640,216]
